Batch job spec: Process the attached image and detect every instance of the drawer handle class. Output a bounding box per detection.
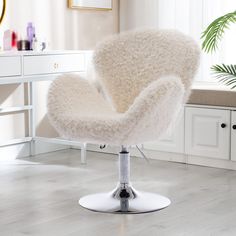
[233,125,236,130]
[221,123,226,128]
[54,63,59,69]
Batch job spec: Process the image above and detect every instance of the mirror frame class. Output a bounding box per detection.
[68,0,112,11]
[0,0,6,25]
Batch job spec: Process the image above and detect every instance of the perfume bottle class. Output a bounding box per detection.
[11,31,18,50]
[3,30,12,50]
[32,34,39,51]
[27,22,35,50]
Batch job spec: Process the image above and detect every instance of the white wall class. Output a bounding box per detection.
[0,0,119,49]
[0,0,119,157]
[120,0,158,31]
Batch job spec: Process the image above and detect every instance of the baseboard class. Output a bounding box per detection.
[85,144,119,154]
[143,149,236,170]
[0,140,69,161]
[0,143,30,161]
[34,140,69,155]
[2,141,236,170]
[84,144,236,170]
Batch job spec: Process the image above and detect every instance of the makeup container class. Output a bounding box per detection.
[17,40,30,51]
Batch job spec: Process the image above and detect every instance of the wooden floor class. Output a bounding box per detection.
[1,149,236,236]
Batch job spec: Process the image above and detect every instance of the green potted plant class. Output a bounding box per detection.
[201,11,236,89]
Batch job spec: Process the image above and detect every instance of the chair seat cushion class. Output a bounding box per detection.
[47,74,184,146]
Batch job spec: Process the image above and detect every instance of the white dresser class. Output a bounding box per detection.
[0,50,92,163]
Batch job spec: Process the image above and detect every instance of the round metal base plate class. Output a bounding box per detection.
[79,189,171,214]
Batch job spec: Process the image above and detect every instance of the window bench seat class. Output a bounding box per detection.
[188,88,236,108]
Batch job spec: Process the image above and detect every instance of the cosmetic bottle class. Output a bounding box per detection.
[17,40,30,51]
[17,35,31,51]
[27,22,35,50]
[11,31,18,50]
[3,30,12,50]
[32,34,39,51]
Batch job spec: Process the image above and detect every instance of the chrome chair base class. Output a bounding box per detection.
[79,184,171,214]
[79,147,171,214]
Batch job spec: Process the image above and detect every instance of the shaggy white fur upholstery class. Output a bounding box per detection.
[47,29,200,146]
[94,29,200,113]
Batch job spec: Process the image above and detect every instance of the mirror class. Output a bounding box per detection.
[69,0,112,10]
[0,0,6,25]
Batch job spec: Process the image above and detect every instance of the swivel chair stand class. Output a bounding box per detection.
[79,146,171,214]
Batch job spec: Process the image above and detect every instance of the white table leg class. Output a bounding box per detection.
[28,82,36,156]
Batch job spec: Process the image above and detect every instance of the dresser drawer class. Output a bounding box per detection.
[0,56,22,77]
[23,54,85,75]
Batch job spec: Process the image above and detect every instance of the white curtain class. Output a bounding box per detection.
[120,0,236,84]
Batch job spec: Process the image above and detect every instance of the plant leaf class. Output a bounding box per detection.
[211,64,236,89]
[201,11,236,53]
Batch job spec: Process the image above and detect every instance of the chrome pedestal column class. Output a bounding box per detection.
[79,146,171,214]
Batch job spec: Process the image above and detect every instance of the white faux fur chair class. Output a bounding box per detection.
[47,29,200,214]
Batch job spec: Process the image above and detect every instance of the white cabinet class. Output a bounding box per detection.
[185,107,230,160]
[143,106,236,167]
[231,111,236,161]
[144,113,184,153]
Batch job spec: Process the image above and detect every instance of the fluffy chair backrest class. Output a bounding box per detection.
[93,29,200,113]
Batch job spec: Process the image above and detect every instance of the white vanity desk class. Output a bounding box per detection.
[0,50,92,163]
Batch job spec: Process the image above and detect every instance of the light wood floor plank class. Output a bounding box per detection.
[1,149,236,235]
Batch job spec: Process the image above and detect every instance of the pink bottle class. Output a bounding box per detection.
[3,30,12,50]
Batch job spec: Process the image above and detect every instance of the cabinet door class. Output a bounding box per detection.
[231,111,236,161]
[185,107,230,160]
[144,113,184,153]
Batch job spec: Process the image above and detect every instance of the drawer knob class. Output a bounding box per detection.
[221,123,226,128]
[233,125,236,130]
[54,63,59,69]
